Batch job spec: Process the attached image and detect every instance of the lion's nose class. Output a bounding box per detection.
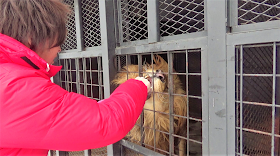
[155,70,164,82]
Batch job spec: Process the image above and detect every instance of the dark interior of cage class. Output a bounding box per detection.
[114,52,202,155]
[56,57,104,101]
[235,44,280,155]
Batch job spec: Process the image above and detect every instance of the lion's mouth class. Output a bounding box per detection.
[145,70,165,83]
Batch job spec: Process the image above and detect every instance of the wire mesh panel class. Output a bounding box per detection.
[81,0,101,47]
[119,0,148,42]
[90,147,107,156]
[122,146,142,156]
[238,0,280,25]
[68,147,107,156]
[159,0,204,37]
[113,51,202,155]
[53,57,106,155]
[62,0,78,50]
[69,151,84,156]
[235,42,280,155]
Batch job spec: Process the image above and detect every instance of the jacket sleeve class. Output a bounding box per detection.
[0,75,147,151]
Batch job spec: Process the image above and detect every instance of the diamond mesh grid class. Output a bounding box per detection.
[120,0,148,42]
[69,151,84,156]
[90,147,107,156]
[114,51,202,155]
[159,0,204,37]
[62,0,77,50]
[238,0,280,25]
[81,0,101,47]
[54,57,106,155]
[235,43,280,155]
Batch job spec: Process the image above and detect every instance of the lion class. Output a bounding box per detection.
[112,55,187,156]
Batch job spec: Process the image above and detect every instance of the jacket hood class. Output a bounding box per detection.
[0,33,62,78]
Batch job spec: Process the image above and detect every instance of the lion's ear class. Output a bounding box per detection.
[153,54,168,70]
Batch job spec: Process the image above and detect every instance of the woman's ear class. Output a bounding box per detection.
[26,38,32,48]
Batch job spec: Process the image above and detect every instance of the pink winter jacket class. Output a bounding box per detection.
[0,33,147,155]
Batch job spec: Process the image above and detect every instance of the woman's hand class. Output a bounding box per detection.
[135,77,152,99]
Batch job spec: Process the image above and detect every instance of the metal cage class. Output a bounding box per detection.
[235,43,280,155]
[114,51,202,155]
[49,0,280,155]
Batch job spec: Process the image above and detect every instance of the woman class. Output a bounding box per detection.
[0,0,151,155]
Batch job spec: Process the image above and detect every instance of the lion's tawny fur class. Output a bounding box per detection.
[112,55,187,155]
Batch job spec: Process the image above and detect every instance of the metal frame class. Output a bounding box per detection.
[147,0,160,43]
[227,31,280,156]
[53,0,280,155]
[205,1,227,155]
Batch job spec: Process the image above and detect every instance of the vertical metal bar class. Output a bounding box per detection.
[98,57,102,100]
[117,56,121,72]
[151,54,156,151]
[84,150,89,156]
[113,0,120,47]
[100,56,104,100]
[117,0,124,44]
[236,47,239,100]
[90,58,93,98]
[201,46,209,155]
[99,0,119,155]
[205,0,227,155]
[65,59,69,91]
[74,0,84,51]
[276,43,280,156]
[228,0,238,27]
[271,42,276,155]
[138,54,145,146]
[69,59,73,92]
[235,47,240,155]
[58,60,62,86]
[99,0,117,96]
[168,52,174,155]
[76,58,81,94]
[48,150,51,156]
[70,59,73,92]
[120,145,124,156]
[137,54,143,76]
[147,0,160,43]
[126,55,129,80]
[227,44,237,155]
[72,59,75,92]
[83,58,87,96]
[127,54,131,65]
[186,50,190,156]
[239,45,243,156]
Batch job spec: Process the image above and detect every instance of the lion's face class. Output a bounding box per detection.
[144,69,168,93]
